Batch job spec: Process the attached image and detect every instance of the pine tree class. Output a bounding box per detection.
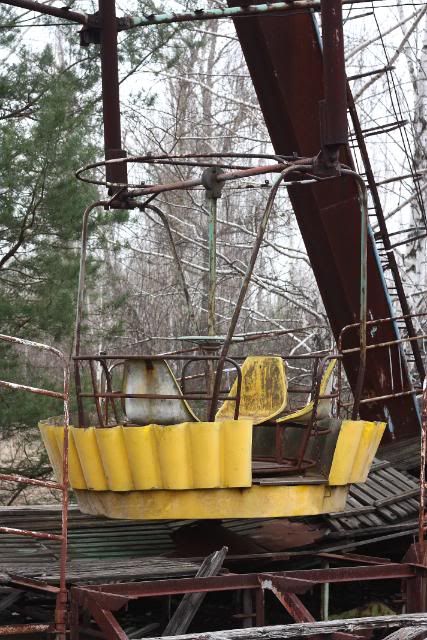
[0,9,101,486]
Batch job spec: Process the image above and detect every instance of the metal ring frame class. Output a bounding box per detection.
[75,152,314,190]
[71,156,370,480]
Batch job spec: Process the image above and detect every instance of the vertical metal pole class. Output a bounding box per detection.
[208,195,217,337]
[73,201,107,427]
[352,179,368,420]
[99,0,127,187]
[419,371,427,552]
[255,589,265,627]
[202,167,222,413]
[320,562,330,621]
[56,360,70,640]
[202,167,222,337]
[241,590,253,628]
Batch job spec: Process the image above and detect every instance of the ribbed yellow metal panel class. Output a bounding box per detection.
[40,421,253,491]
[71,427,108,491]
[122,425,162,489]
[328,420,363,485]
[221,419,252,487]
[39,418,383,508]
[349,421,386,483]
[188,422,221,488]
[95,427,134,491]
[156,423,193,489]
[328,420,385,485]
[74,484,349,519]
[38,422,63,481]
[54,426,87,489]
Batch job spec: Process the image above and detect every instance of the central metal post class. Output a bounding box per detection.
[202,167,223,336]
[99,0,128,188]
[202,168,223,408]
[207,195,217,337]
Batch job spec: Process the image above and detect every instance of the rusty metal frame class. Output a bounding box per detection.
[253,353,336,476]
[0,0,400,31]
[230,5,420,439]
[74,348,339,476]
[69,562,426,640]
[337,313,427,418]
[72,161,326,431]
[0,334,70,640]
[73,353,243,426]
[346,90,425,384]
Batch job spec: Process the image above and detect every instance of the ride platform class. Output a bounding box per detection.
[39,417,384,520]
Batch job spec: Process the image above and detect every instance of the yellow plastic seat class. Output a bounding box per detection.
[277,358,337,425]
[123,359,198,425]
[216,355,287,425]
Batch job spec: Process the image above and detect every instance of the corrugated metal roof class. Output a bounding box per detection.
[0,508,202,584]
[324,458,419,531]
[378,437,420,471]
[0,456,420,584]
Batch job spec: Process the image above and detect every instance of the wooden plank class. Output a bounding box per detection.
[150,614,427,640]
[163,547,228,636]
[381,627,427,640]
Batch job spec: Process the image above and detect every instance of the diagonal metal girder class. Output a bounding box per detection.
[230,6,420,441]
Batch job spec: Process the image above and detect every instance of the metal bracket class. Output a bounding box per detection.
[258,574,314,596]
[79,14,102,46]
[201,166,224,199]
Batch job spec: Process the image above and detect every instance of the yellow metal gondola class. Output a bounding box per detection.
[37,154,385,522]
[39,347,385,520]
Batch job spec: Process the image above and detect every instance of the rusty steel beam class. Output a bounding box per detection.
[87,599,128,640]
[260,575,364,640]
[262,584,315,621]
[0,0,87,23]
[7,575,60,594]
[71,563,423,640]
[72,564,417,602]
[258,574,314,596]
[230,6,420,440]
[404,545,427,613]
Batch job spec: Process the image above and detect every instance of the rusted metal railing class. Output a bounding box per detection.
[0,335,70,640]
